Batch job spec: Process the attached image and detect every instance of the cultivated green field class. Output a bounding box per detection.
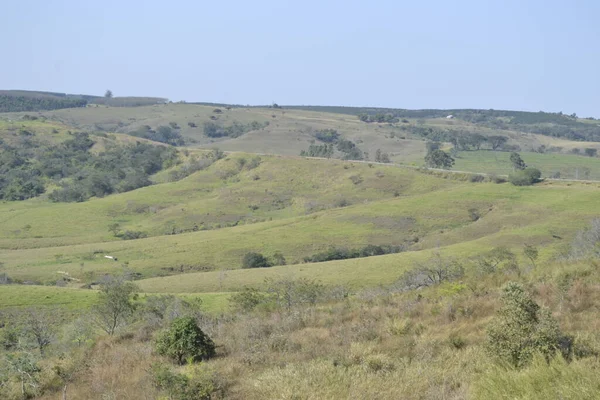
[453,150,600,180]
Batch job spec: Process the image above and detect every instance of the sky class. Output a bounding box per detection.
[2,0,599,116]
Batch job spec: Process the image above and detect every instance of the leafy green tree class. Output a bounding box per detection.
[104,90,113,98]
[486,282,569,368]
[425,149,455,169]
[242,252,271,269]
[510,152,527,170]
[509,167,542,186]
[155,317,216,365]
[92,276,138,335]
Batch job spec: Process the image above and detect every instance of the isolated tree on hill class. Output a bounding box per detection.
[104,90,113,99]
[425,149,455,169]
[510,152,527,171]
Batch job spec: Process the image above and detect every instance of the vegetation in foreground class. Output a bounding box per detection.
[1,223,599,399]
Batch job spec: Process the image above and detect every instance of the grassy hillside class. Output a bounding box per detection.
[1,168,598,288]
[2,100,600,400]
[7,103,599,168]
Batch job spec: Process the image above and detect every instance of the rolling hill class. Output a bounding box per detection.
[1,97,600,400]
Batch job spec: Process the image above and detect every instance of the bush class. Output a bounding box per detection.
[314,129,340,143]
[119,230,147,240]
[155,317,216,365]
[230,287,268,312]
[152,363,216,400]
[398,252,464,289]
[486,282,570,368]
[242,252,271,269]
[509,167,542,186]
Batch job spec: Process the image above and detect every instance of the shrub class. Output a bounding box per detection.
[469,174,485,182]
[155,317,215,365]
[119,230,147,240]
[314,129,340,143]
[468,208,480,221]
[230,287,268,312]
[399,253,464,289]
[152,363,216,400]
[486,282,570,368]
[242,252,271,269]
[509,167,542,186]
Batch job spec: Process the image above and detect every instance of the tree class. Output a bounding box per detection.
[23,308,58,356]
[489,136,508,151]
[486,282,569,368]
[425,149,455,169]
[509,152,527,171]
[399,252,464,289]
[242,252,271,269]
[523,244,538,269]
[155,317,215,365]
[92,276,138,335]
[584,148,598,157]
[104,90,113,98]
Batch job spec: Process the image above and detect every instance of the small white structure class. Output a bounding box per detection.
[104,255,118,261]
[446,115,454,119]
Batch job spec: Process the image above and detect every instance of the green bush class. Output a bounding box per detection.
[509,167,542,186]
[486,282,570,368]
[229,287,268,312]
[155,317,215,365]
[242,252,271,269]
[152,363,215,400]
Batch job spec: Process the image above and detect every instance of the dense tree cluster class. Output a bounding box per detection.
[129,125,185,146]
[0,95,87,112]
[203,121,268,139]
[425,149,455,169]
[0,131,178,202]
[358,113,399,123]
[300,143,334,158]
[303,244,404,263]
[314,129,340,143]
[509,167,542,186]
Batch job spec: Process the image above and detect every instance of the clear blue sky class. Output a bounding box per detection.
[2,0,599,116]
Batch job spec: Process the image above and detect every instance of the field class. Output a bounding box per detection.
[1,102,600,399]
[453,150,600,180]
